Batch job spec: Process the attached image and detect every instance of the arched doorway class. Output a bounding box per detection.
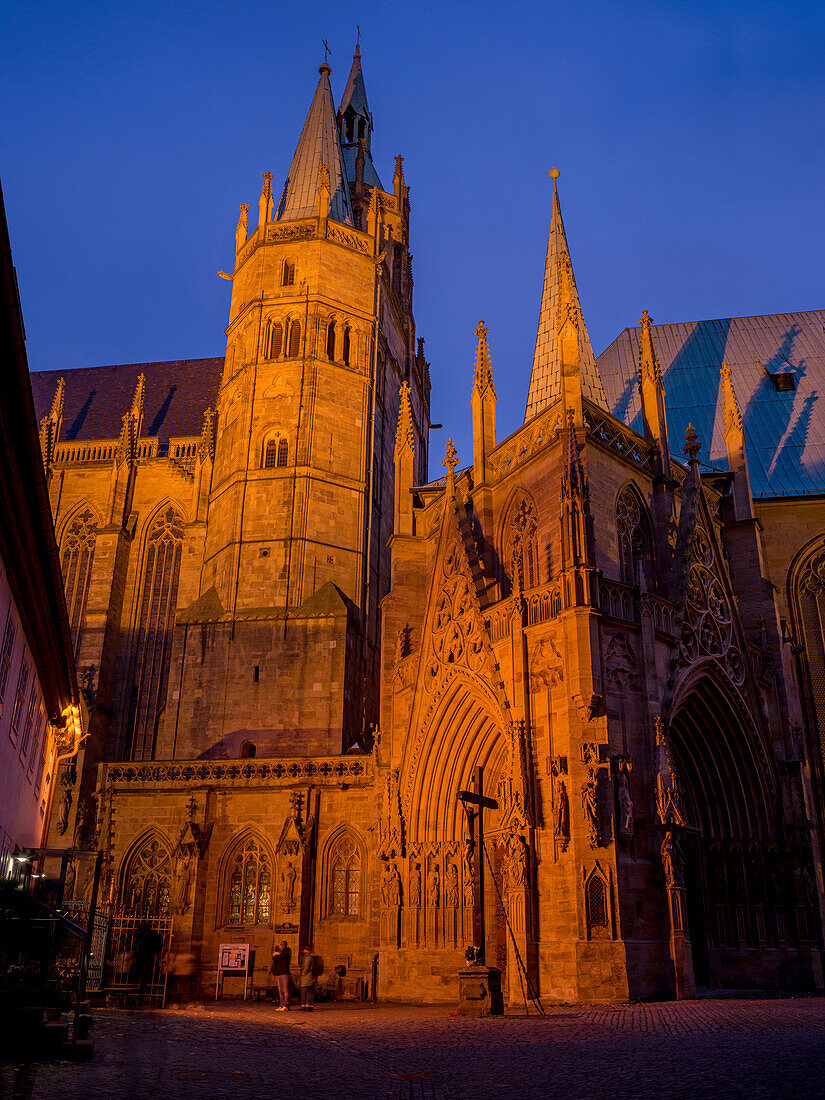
[669,674,775,989]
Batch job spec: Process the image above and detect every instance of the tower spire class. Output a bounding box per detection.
[276,63,354,225]
[638,309,670,475]
[472,321,497,486]
[524,168,608,424]
[338,45,383,189]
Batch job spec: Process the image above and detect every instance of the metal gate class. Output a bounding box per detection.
[54,902,111,992]
[106,910,173,1007]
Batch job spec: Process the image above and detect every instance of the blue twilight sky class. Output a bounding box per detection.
[2,0,824,478]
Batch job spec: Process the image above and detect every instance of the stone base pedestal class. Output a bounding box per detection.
[457,966,503,1017]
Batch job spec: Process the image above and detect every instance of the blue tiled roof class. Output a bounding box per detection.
[597,310,825,498]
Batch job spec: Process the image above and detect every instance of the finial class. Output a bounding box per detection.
[639,309,652,329]
[684,423,700,461]
[549,165,560,183]
[355,25,361,55]
[320,38,332,73]
[261,171,273,198]
[475,319,489,342]
[442,437,458,476]
[473,320,495,395]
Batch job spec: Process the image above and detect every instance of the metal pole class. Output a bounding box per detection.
[474,765,485,964]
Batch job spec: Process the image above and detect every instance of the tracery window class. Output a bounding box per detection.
[226,835,272,926]
[585,874,608,934]
[328,831,362,917]
[504,495,539,594]
[122,836,172,918]
[126,507,184,760]
[61,508,98,654]
[616,485,654,587]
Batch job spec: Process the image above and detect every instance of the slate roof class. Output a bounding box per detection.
[338,47,384,190]
[597,310,825,498]
[30,358,223,443]
[524,178,609,423]
[275,64,354,226]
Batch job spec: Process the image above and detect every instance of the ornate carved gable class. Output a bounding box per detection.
[399,483,513,813]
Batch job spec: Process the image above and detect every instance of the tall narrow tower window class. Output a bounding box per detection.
[277,438,289,467]
[268,321,283,360]
[126,507,184,760]
[263,439,278,468]
[326,320,336,362]
[282,262,295,287]
[342,327,351,367]
[61,507,98,655]
[288,320,301,358]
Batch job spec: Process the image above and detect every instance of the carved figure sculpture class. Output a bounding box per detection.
[56,787,73,837]
[426,865,440,907]
[174,848,194,912]
[381,860,401,907]
[409,862,421,908]
[661,830,684,889]
[507,833,528,889]
[445,863,459,907]
[582,769,600,848]
[617,771,634,843]
[283,860,297,909]
[553,774,570,849]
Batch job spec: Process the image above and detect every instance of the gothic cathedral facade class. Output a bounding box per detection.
[34,50,825,1002]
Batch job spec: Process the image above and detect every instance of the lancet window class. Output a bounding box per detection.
[503,494,539,594]
[122,835,172,918]
[342,326,351,367]
[266,320,284,360]
[61,507,98,655]
[326,320,336,361]
[262,436,289,469]
[126,507,184,760]
[616,485,654,587]
[287,319,301,358]
[585,873,609,934]
[226,835,272,926]
[328,831,362,917]
[282,261,295,287]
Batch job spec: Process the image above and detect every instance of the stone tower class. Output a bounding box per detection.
[151,52,429,761]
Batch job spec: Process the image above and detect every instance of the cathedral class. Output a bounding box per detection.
[33,47,825,1003]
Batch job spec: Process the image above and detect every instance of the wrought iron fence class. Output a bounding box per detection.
[106,910,173,1007]
[55,901,111,991]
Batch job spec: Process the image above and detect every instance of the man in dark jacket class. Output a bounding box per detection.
[271,940,291,1011]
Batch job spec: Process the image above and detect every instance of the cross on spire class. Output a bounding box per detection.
[323,39,331,63]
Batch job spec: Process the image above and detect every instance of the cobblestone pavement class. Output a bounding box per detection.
[3,997,825,1100]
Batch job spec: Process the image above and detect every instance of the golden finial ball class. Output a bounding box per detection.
[549,166,560,180]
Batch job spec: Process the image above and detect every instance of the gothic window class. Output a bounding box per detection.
[0,616,16,714]
[287,319,301,358]
[282,261,295,287]
[342,326,351,367]
[503,494,539,594]
[122,835,172,918]
[327,831,362,917]
[126,507,184,760]
[225,835,272,926]
[794,547,825,761]
[61,508,98,655]
[585,873,609,934]
[616,485,654,587]
[326,320,336,361]
[267,321,283,360]
[240,740,256,759]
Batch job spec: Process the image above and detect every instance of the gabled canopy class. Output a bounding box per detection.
[276,63,354,226]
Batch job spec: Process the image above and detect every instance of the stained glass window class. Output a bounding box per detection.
[225,835,272,926]
[328,833,361,917]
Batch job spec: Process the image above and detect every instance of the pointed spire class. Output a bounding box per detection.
[50,377,65,422]
[258,173,273,229]
[638,309,670,475]
[394,382,415,536]
[39,377,65,476]
[472,321,497,486]
[442,437,458,494]
[720,362,754,520]
[338,44,383,189]
[277,63,354,225]
[131,373,145,422]
[235,203,249,253]
[524,168,608,423]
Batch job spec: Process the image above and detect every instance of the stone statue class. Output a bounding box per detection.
[582,769,600,848]
[426,865,440,907]
[661,830,684,889]
[382,861,401,908]
[282,860,297,910]
[409,862,421,908]
[507,833,527,889]
[174,848,193,912]
[56,787,73,837]
[463,847,474,908]
[445,863,459,907]
[617,771,634,843]
[553,774,570,848]
[63,858,76,902]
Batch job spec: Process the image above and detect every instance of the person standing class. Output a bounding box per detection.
[271,940,291,1011]
[299,946,316,1011]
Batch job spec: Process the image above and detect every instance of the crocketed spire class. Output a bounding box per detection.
[524,168,608,422]
[276,62,354,226]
